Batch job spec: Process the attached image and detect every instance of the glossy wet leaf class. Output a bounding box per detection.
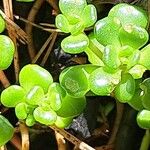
[15,103,28,120]
[140,78,150,110]
[137,110,150,129]
[26,86,44,106]
[16,0,34,2]
[139,44,150,70]
[89,67,121,96]
[1,85,25,107]
[60,66,89,97]
[0,35,15,70]
[114,73,135,103]
[128,65,146,79]
[33,106,57,125]
[0,115,14,146]
[59,0,87,24]
[19,64,53,93]
[94,17,121,46]
[119,25,148,49]
[55,116,73,128]
[82,4,97,28]
[102,45,120,70]
[55,14,70,33]
[108,3,148,28]
[48,82,66,111]
[61,34,89,54]
[25,114,36,126]
[56,95,86,117]
[0,15,5,33]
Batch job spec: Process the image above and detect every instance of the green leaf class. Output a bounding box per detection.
[102,45,121,70]
[128,65,146,79]
[55,116,73,128]
[61,34,89,54]
[70,22,84,35]
[56,95,86,117]
[0,35,15,70]
[26,86,44,106]
[55,14,70,33]
[59,0,87,24]
[139,44,150,70]
[15,102,28,120]
[1,85,25,107]
[48,82,66,111]
[59,65,98,97]
[33,106,57,125]
[89,67,121,96]
[16,0,34,2]
[140,78,150,110]
[0,15,5,33]
[108,3,148,28]
[114,73,135,103]
[25,114,36,126]
[19,64,53,93]
[82,4,97,28]
[94,17,121,46]
[119,25,148,49]
[0,115,14,146]
[137,110,150,129]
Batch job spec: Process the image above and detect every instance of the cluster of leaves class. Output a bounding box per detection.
[56,0,150,130]
[0,15,15,70]
[0,64,86,128]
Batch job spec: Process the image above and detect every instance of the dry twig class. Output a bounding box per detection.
[0,70,10,88]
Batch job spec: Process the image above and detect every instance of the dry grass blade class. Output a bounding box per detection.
[0,9,28,44]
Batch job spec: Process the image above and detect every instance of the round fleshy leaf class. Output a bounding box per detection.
[114,73,135,103]
[59,65,96,97]
[61,34,89,54]
[26,86,44,106]
[119,25,148,49]
[55,14,70,33]
[102,45,120,70]
[16,0,34,2]
[0,15,5,33]
[94,17,121,46]
[56,95,86,117]
[137,110,150,129]
[55,116,73,128]
[15,103,28,120]
[0,35,15,70]
[139,44,150,70]
[82,4,97,28]
[128,65,146,79]
[1,85,25,107]
[59,0,87,24]
[48,82,66,111]
[89,67,121,96]
[140,78,150,110]
[0,115,14,146]
[19,64,53,93]
[33,107,57,125]
[108,3,148,28]
[25,114,36,126]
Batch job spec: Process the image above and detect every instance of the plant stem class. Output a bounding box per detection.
[107,101,124,145]
[0,71,10,88]
[140,129,150,150]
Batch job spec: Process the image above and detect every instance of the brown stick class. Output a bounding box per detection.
[19,123,29,150]
[50,126,95,150]
[0,70,10,88]
[107,101,124,145]
[10,134,22,150]
[25,0,45,60]
[40,32,58,66]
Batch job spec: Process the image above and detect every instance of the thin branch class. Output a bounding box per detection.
[107,101,124,145]
[41,32,58,66]
[32,34,53,63]
[10,134,22,150]
[0,70,10,88]
[19,122,29,150]
[25,0,45,60]
[50,126,95,150]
